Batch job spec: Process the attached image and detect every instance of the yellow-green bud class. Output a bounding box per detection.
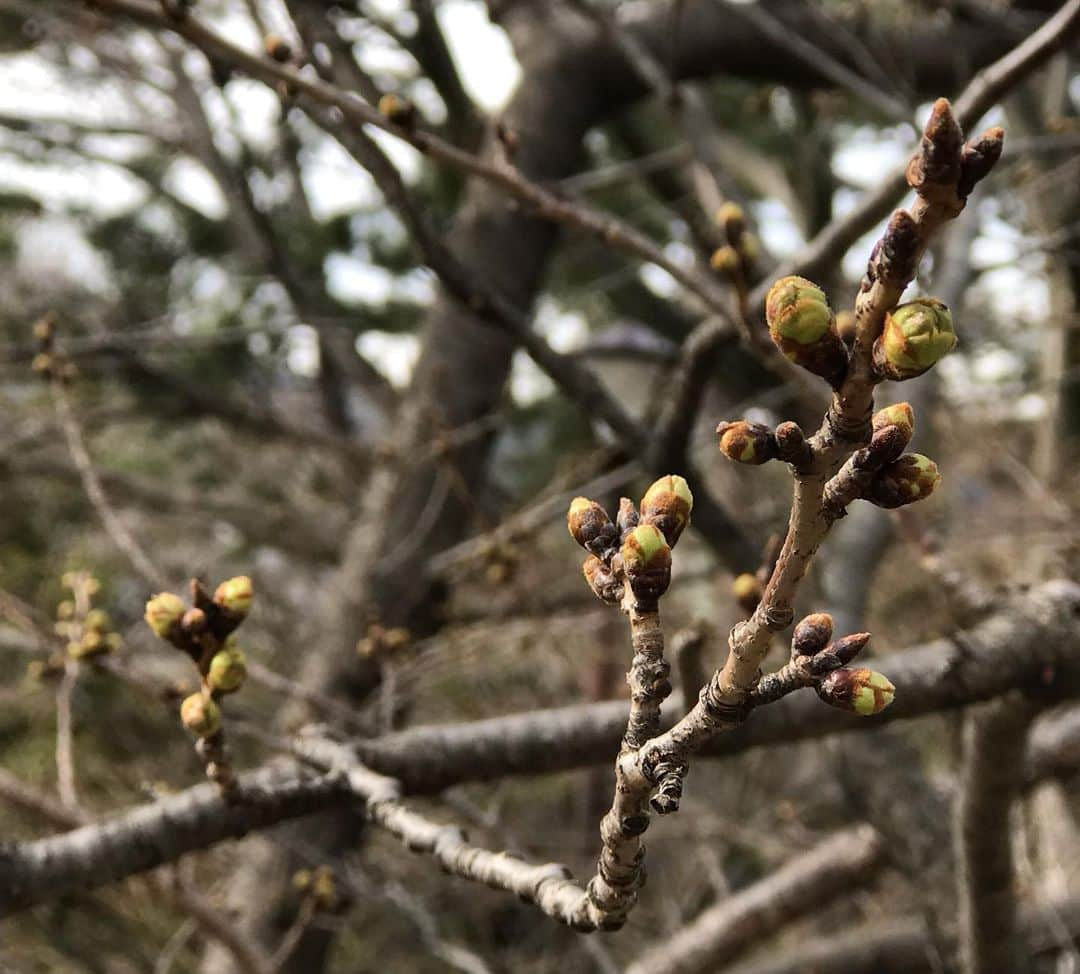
[710,245,740,274]
[145,592,186,639]
[207,645,247,694]
[876,299,956,380]
[816,668,894,716]
[639,475,693,547]
[871,402,915,447]
[715,201,746,242]
[180,693,221,737]
[567,497,617,554]
[764,276,847,384]
[620,524,671,604]
[214,576,253,619]
[867,454,941,509]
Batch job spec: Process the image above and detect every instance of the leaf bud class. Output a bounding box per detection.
[764,276,847,384]
[582,555,622,605]
[639,475,693,547]
[866,454,941,509]
[717,420,778,465]
[214,576,253,620]
[875,299,956,380]
[180,693,221,738]
[791,612,833,658]
[208,643,247,694]
[816,667,894,716]
[145,592,186,639]
[566,497,617,555]
[806,632,871,676]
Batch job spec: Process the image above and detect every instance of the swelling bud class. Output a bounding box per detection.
[207,644,247,694]
[867,454,941,509]
[816,668,895,716]
[620,524,671,604]
[875,299,956,380]
[765,276,847,384]
[145,592,186,639]
[639,475,693,547]
[180,693,221,737]
[214,576,253,619]
[717,421,777,465]
[567,497,617,554]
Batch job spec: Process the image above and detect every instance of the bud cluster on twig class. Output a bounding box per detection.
[144,575,254,794]
[29,312,77,385]
[54,571,123,662]
[709,202,759,311]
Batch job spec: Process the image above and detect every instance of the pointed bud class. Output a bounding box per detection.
[214,576,253,620]
[207,644,247,694]
[567,497,618,555]
[875,299,956,380]
[145,592,186,639]
[792,613,833,658]
[732,573,763,614]
[806,632,871,676]
[857,423,910,470]
[620,524,671,604]
[764,276,847,384]
[816,667,894,716]
[639,475,693,547]
[583,555,622,605]
[717,421,778,465]
[867,454,941,509]
[872,402,915,446]
[180,693,221,737]
[616,497,639,539]
[958,127,1004,199]
[906,98,963,202]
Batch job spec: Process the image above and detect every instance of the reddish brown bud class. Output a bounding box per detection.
[567,497,617,555]
[181,608,207,634]
[378,93,417,128]
[958,127,1004,199]
[806,632,871,675]
[792,613,834,658]
[639,475,693,547]
[717,421,778,465]
[774,422,812,467]
[616,496,639,539]
[856,423,910,470]
[906,98,963,201]
[264,34,292,62]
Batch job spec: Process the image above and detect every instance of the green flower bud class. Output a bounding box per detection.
[791,613,834,658]
[214,576,253,619]
[207,644,247,694]
[145,592,186,639]
[876,299,956,380]
[867,454,941,509]
[639,475,693,547]
[620,524,672,605]
[180,693,221,737]
[567,497,617,554]
[764,276,848,384]
[716,421,778,465]
[816,668,894,716]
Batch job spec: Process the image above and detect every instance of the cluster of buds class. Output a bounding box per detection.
[145,576,253,757]
[356,622,412,663]
[764,276,848,386]
[29,312,77,385]
[709,202,759,301]
[788,613,894,716]
[568,475,693,611]
[53,571,123,661]
[292,865,348,913]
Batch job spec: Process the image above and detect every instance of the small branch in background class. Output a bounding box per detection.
[671,624,708,703]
